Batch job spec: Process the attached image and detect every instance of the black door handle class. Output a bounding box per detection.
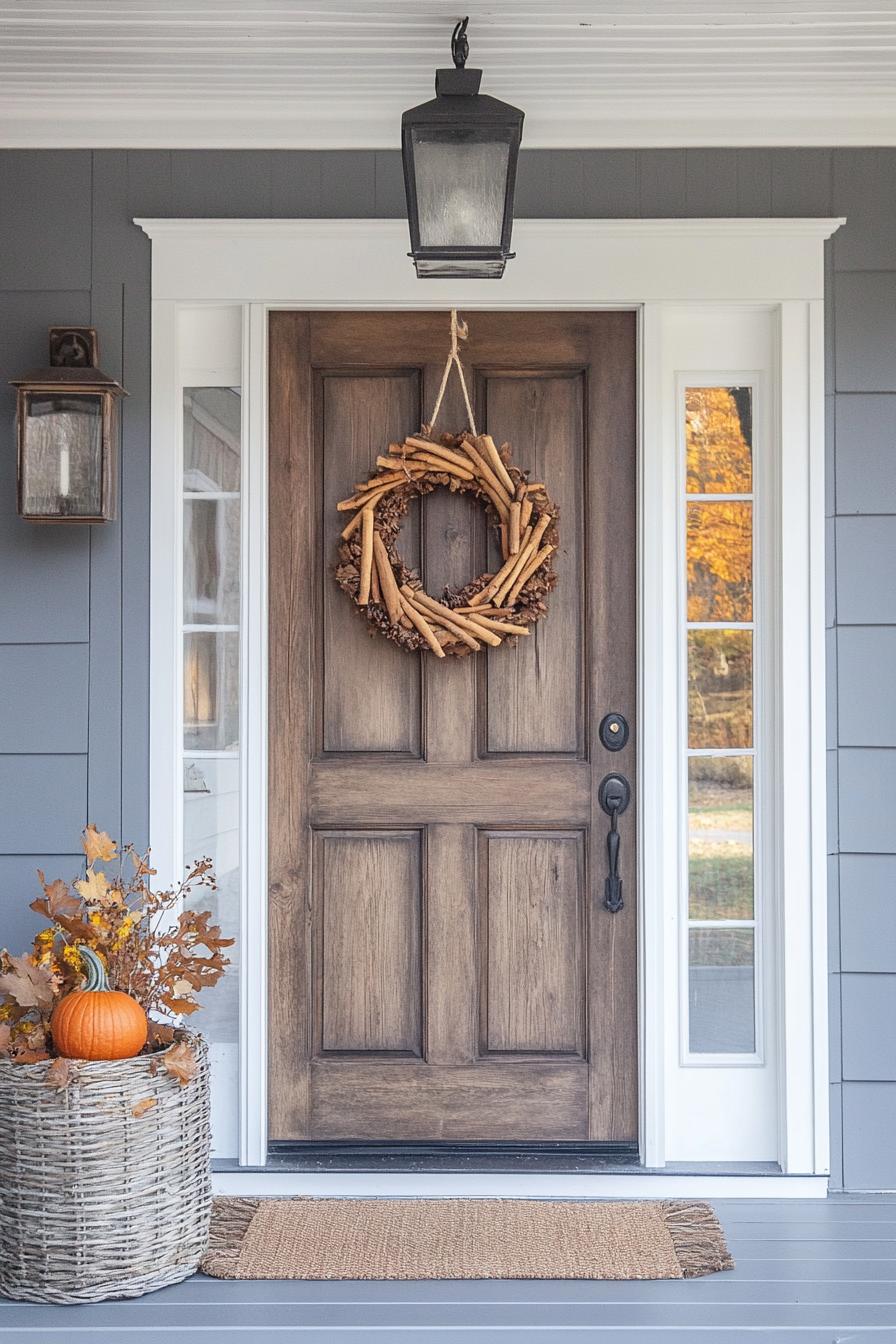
[598,773,631,913]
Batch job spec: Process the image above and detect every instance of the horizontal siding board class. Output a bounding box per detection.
[840,855,896,973]
[835,394,896,516]
[836,517,896,625]
[834,272,896,393]
[0,151,92,291]
[0,756,85,854]
[843,1085,896,1190]
[0,853,82,951]
[832,149,896,272]
[837,627,896,746]
[0,644,88,754]
[841,974,896,1079]
[838,749,896,854]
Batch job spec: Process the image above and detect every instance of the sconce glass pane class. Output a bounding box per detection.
[183,388,241,492]
[21,393,103,518]
[688,628,752,749]
[411,127,510,248]
[685,386,753,494]
[184,498,240,626]
[183,631,240,752]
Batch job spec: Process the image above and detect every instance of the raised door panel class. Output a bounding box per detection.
[480,831,585,1056]
[315,830,422,1056]
[320,372,422,756]
[480,373,585,756]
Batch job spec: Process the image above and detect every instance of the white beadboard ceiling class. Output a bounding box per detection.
[1,0,895,147]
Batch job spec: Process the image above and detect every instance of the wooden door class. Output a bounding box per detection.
[269,311,637,1145]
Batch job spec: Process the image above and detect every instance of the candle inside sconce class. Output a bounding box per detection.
[59,443,71,498]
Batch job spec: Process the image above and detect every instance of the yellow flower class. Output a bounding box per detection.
[62,944,84,968]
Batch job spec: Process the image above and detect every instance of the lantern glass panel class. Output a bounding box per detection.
[411,126,511,249]
[21,392,103,519]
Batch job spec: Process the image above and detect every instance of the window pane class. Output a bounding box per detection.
[689,929,755,1053]
[184,498,240,625]
[184,388,241,492]
[689,758,754,920]
[688,629,752,748]
[183,757,239,1044]
[183,631,239,752]
[686,501,752,622]
[686,386,752,494]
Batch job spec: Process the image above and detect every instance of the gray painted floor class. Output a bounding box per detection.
[1,1198,895,1340]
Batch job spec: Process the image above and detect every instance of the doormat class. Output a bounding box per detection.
[203,1198,733,1281]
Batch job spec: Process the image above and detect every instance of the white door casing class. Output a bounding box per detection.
[142,217,842,1192]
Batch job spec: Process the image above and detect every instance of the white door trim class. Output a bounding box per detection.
[142,216,842,1186]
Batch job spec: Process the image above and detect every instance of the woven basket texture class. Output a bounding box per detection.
[0,1030,211,1303]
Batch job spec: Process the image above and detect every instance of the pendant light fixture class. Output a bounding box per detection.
[401,17,524,279]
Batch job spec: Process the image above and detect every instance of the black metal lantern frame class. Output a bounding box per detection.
[10,327,126,524]
[402,19,524,279]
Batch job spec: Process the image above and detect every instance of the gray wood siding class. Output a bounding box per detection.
[0,147,893,1189]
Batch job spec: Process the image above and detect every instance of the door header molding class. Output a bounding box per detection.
[135,217,844,306]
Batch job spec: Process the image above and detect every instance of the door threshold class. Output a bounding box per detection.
[264,1142,640,1174]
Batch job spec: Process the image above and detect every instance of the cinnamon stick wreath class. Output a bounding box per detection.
[334,431,559,658]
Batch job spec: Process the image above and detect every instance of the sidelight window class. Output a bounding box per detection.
[181,386,242,1071]
[682,385,759,1060]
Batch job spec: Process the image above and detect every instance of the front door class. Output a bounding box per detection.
[268,310,637,1146]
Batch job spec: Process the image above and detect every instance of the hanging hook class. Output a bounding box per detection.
[451,17,470,69]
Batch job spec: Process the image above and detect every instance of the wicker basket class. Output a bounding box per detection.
[0,1031,211,1303]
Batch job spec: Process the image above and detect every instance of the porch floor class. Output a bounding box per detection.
[1,1196,894,1341]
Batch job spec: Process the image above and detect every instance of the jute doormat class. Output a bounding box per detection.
[202,1198,733,1281]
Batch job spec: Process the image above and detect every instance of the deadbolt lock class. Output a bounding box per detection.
[599,712,630,752]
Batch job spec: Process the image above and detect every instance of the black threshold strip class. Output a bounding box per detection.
[259,1141,641,1173]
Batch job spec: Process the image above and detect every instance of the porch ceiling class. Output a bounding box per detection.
[1,0,896,148]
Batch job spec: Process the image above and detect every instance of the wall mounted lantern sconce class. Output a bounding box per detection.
[10,327,126,523]
[401,17,524,278]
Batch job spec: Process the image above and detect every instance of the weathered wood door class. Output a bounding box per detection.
[268,311,637,1145]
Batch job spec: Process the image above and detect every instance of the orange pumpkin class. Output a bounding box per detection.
[51,946,148,1060]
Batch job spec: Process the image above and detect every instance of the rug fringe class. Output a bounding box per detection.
[201,1197,261,1278]
[662,1200,735,1278]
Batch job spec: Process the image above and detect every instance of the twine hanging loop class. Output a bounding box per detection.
[423,309,478,437]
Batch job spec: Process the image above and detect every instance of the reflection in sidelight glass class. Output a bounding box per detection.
[686,501,752,622]
[688,758,753,920]
[689,929,755,1054]
[184,498,241,625]
[181,384,242,1052]
[183,388,241,492]
[685,386,752,494]
[684,385,757,1057]
[688,629,752,748]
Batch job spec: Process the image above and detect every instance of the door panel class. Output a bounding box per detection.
[269,310,637,1145]
[480,831,585,1056]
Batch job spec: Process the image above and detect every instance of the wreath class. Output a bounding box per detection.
[333,313,558,658]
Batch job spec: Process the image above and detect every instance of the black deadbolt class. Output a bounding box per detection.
[599,712,629,752]
[598,773,631,817]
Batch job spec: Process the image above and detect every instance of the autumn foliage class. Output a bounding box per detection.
[0,826,232,1079]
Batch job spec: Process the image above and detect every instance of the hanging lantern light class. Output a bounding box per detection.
[11,327,125,523]
[401,17,524,279]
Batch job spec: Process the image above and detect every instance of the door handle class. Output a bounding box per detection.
[598,773,631,914]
